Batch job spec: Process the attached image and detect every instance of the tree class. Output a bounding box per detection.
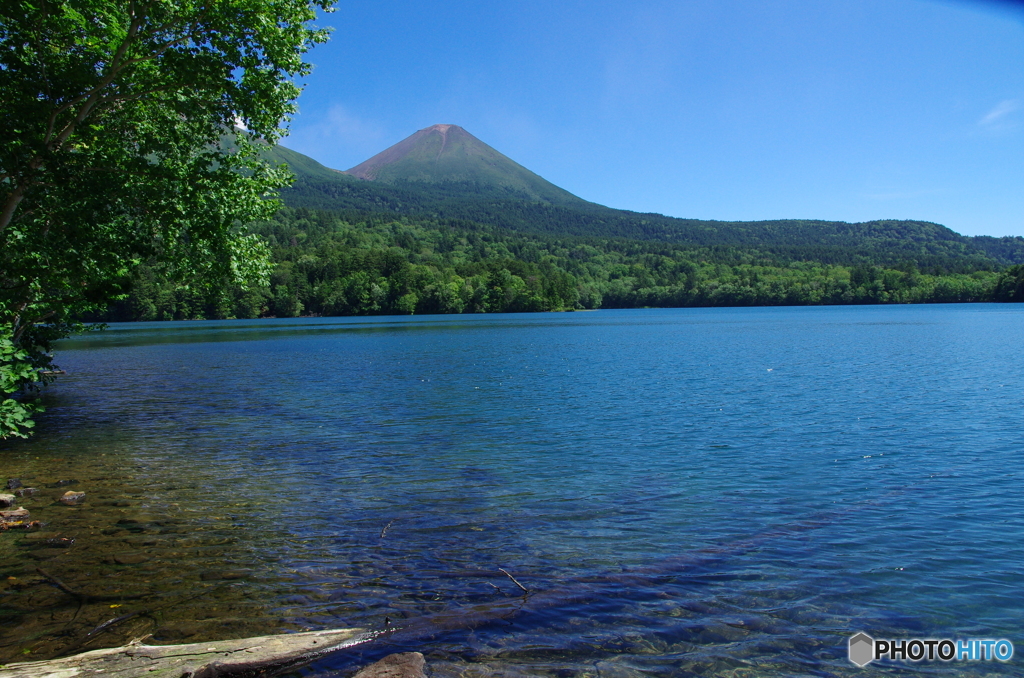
[0,0,334,437]
[993,264,1024,302]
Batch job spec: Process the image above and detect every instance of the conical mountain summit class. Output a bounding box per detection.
[344,124,584,205]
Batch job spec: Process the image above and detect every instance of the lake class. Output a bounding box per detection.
[1,304,1022,676]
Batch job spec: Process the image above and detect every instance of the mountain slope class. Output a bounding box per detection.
[260,130,1024,272]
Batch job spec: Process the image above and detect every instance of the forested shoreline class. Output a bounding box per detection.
[88,208,1024,323]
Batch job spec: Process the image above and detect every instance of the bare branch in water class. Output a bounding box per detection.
[498,568,530,594]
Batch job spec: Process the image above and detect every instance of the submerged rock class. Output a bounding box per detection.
[14,487,37,498]
[59,491,86,505]
[6,479,22,490]
[153,622,202,641]
[28,548,66,560]
[200,569,251,581]
[352,652,427,678]
[0,507,30,525]
[43,537,75,548]
[53,479,78,487]
[113,553,150,565]
[0,510,29,536]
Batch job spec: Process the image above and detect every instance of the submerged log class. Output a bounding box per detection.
[0,627,376,678]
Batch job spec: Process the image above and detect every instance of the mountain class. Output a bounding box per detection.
[344,124,585,205]
[261,128,1024,272]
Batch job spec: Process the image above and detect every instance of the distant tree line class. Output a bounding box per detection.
[277,173,1024,272]
[85,208,1021,323]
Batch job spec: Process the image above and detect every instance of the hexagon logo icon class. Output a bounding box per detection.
[849,632,875,667]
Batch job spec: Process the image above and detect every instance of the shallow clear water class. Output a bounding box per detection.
[1,305,1022,676]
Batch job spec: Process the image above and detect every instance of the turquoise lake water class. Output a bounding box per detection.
[1,304,1022,676]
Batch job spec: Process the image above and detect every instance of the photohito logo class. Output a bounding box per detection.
[848,632,1013,667]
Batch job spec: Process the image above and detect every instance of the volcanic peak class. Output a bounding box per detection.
[342,124,584,205]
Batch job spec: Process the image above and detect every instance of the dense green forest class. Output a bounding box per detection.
[90,208,1021,322]
[82,141,1024,322]
[264,145,1024,273]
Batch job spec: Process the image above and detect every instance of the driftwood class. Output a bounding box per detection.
[0,627,375,678]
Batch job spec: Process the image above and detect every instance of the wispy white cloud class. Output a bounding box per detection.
[282,105,389,169]
[978,99,1019,127]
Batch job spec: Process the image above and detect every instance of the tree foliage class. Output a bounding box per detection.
[0,0,334,437]
[993,264,1024,302]
[90,208,1004,324]
[265,143,1024,274]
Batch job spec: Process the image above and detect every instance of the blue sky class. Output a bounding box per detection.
[282,0,1024,237]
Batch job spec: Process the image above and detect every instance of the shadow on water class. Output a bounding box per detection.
[296,465,992,678]
[56,314,675,350]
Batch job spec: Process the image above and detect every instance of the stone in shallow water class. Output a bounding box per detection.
[6,479,22,490]
[593,660,651,678]
[0,493,15,508]
[14,488,37,498]
[200,569,250,581]
[113,553,150,565]
[0,507,30,524]
[43,537,75,548]
[53,479,78,487]
[59,491,86,505]
[28,548,66,560]
[352,652,426,678]
[153,622,202,641]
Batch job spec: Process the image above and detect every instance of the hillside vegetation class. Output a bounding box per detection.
[94,208,1020,323]
[90,130,1024,322]
[265,144,1024,273]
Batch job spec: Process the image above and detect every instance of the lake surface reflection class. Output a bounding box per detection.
[1,305,1022,676]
